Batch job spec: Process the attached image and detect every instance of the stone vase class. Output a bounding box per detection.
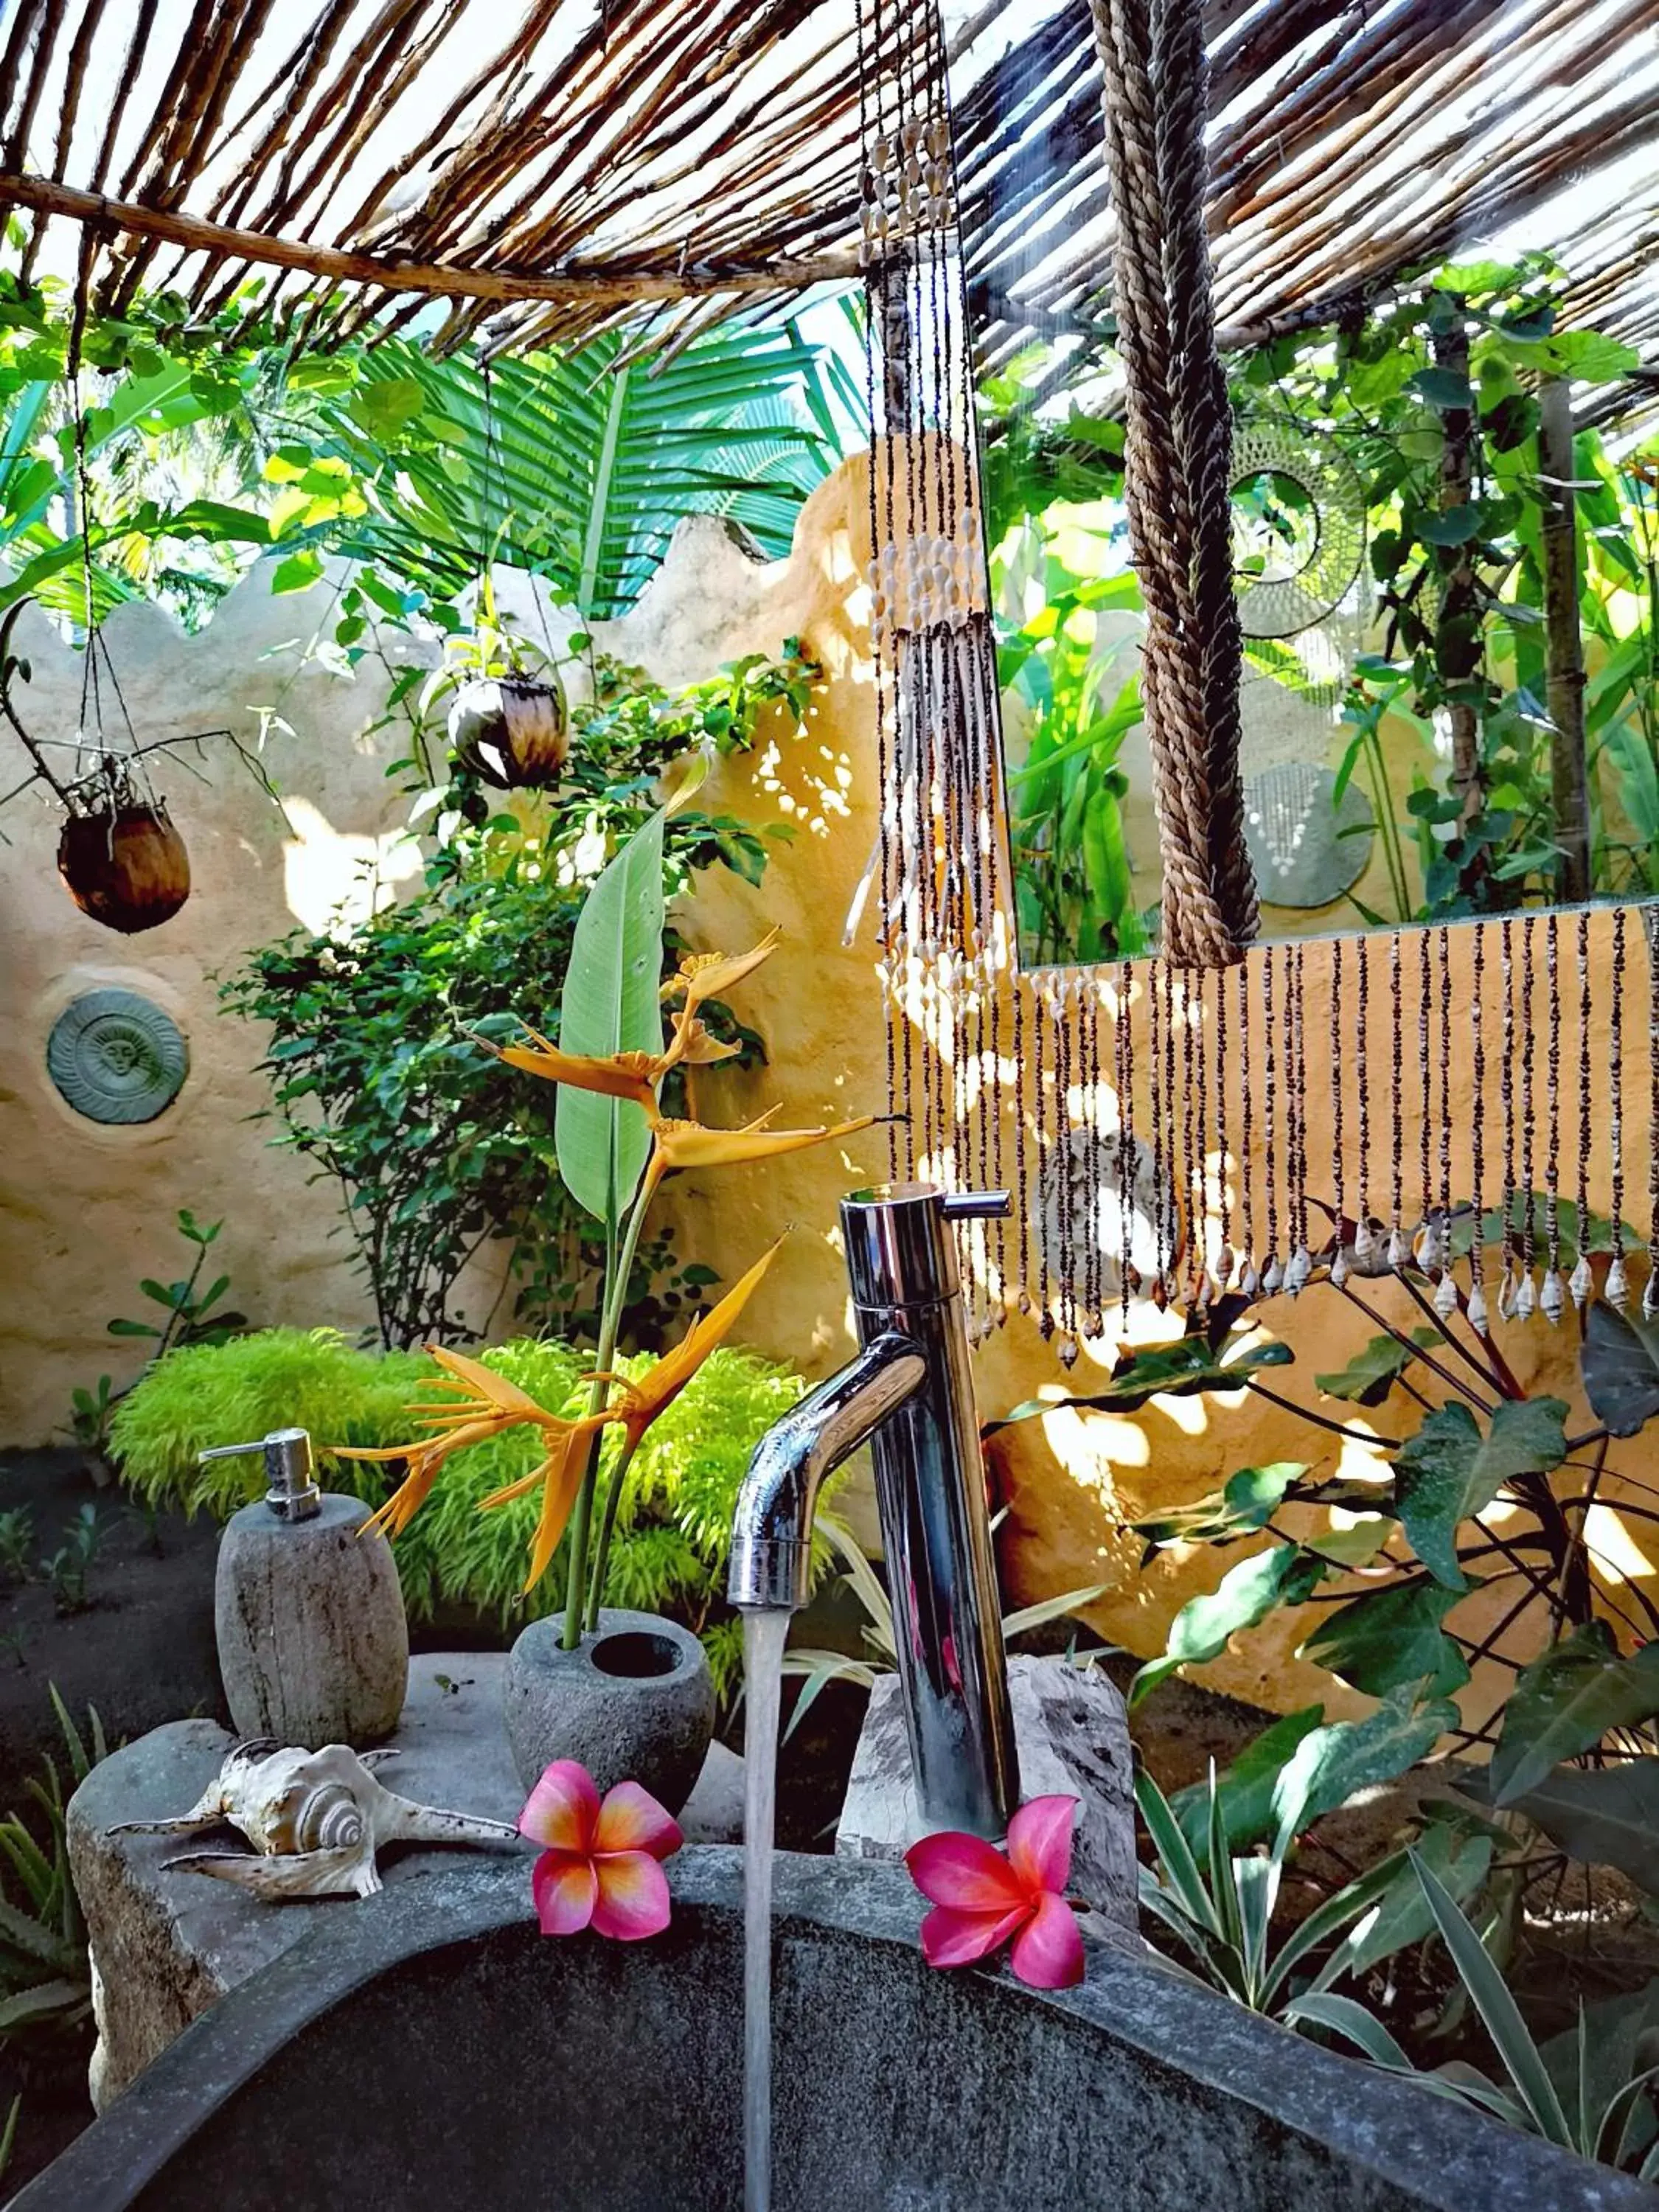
[501,1610,715,1815]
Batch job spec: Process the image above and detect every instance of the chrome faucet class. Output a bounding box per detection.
[727,1182,1020,1839]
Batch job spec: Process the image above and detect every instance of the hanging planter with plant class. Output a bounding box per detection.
[56,766,191,934]
[447,667,568,790]
[0,601,269,938]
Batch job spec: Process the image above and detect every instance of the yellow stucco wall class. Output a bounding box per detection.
[1,459,1651,1729]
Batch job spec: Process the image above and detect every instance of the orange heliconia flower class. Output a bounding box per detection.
[585,1242,782,1453]
[334,1344,615,1589]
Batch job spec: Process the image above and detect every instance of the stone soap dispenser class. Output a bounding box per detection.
[202,1428,408,1750]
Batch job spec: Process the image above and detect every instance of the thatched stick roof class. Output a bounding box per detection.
[1,0,1655,386]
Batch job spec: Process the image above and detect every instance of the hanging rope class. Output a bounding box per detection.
[1091,0,1256,968]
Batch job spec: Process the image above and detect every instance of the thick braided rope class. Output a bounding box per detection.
[1092,0,1257,967]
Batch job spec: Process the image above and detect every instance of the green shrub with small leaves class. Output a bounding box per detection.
[111,1326,802,1697]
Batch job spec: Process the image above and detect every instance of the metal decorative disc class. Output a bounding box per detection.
[1037,1130,1181,1299]
[1242,762,1374,910]
[1231,417,1366,640]
[47,990,188,1124]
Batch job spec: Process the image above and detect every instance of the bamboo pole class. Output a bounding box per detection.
[1539,374,1591,905]
[0,172,860,307]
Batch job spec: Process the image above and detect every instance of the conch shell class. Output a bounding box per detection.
[110,1739,521,1902]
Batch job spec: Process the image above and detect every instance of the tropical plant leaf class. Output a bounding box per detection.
[1329,1824,1493,1983]
[1272,1683,1458,1851]
[1487,1760,1659,1893]
[1410,1851,1575,2148]
[987,1332,1292,1435]
[1133,1463,1307,1550]
[1172,1705,1326,1853]
[1392,1397,1567,1588]
[1491,1623,1659,1806]
[554,810,666,1224]
[1131,1545,1326,1706]
[1301,1580,1472,1700]
[1315,1330,1440,1405]
[340,329,840,618]
[1580,1300,1659,1439]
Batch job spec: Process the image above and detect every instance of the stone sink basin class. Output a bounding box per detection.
[13,1851,1649,2212]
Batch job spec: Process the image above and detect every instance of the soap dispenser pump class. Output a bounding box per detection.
[204,1428,408,1750]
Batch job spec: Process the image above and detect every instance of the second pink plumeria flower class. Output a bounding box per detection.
[904,1794,1085,1989]
[519,1760,683,1941]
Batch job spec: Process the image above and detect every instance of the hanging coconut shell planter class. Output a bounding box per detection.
[447,669,569,790]
[0,602,254,939]
[57,783,191,934]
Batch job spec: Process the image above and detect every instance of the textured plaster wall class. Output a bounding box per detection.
[1,462,1652,1729]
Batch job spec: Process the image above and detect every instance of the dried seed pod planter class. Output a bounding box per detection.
[448,672,568,789]
[58,796,191,934]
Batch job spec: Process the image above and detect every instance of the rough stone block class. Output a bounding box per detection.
[835,1656,1139,1937]
[68,1652,739,2107]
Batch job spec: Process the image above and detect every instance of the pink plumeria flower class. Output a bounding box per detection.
[519,1760,683,1942]
[904,1795,1085,1990]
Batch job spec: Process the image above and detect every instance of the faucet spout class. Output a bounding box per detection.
[726,1333,927,1613]
[727,1181,1021,1838]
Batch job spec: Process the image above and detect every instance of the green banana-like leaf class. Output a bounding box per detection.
[554,811,666,1225]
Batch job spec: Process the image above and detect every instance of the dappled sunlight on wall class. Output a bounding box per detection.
[279,797,420,935]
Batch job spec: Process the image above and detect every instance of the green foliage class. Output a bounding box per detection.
[1489,1623,1659,1806]
[0,263,852,633]
[1392,1397,1567,1590]
[105,1209,246,1357]
[0,1689,108,2041]
[110,1328,801,1696]
[554,806,665,1225]
[0,1509,32,1583]
[223,637,803,1349]
[1134,1759,1484,2022]
[38,1505,101,1616]
[983,351,1148,964]
[1306,1853,1659,2178]
[66,1374,114,1458]
[1113,1240,1659,1980]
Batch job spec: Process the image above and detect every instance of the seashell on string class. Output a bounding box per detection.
[1352,1219,1377,1270]
[1514,1273,1537,1321]
[1645,1267,1659,1322]
[1329,1248,1349,1288]
[1214,1244,1236,1290]
[1386,1226,1410,1270]
[1498,1269,1520,1322]
[1540,1269,1565,1325]
[1433,1270,1459,1320]
[1571,1253,1595,1312]
[1239,1259,1260,1297]
[108,1740,520,1903]
[1262,1255,1284,1295]
[1285,1247,1312,1295]
[1607,1255,1630,1310]
[1466,1277,1489,1334]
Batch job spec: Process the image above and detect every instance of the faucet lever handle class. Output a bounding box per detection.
[940,1189,1011,1222]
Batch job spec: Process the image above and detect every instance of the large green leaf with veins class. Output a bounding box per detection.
[1392,1397,1567,1587]
[1492,1622,1659,1805]
[1301,1579,1472,1700]
[1131,1543,1326,1706]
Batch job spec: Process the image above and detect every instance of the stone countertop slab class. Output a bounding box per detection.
[69,1651,743,2107]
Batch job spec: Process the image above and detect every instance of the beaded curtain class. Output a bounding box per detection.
[855,0,1659,1361]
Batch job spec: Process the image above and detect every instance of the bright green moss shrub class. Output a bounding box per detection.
[111,1327,804,1699]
